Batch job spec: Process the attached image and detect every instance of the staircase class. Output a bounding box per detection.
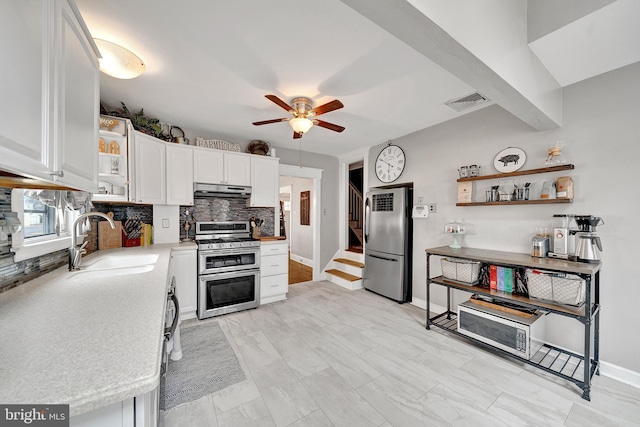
[348,182,363,250]
[325,249,364,290]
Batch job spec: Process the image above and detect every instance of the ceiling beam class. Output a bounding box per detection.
[340,0,562,131]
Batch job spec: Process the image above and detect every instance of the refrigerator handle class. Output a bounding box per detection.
[368,253,398,262]
[364,197,370,243]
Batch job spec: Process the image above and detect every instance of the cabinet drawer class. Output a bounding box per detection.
[261,274,288,298]
[261,243,288,256]
[261,254,288,276]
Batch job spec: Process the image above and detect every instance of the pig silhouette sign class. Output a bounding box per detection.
[494,147,526,173]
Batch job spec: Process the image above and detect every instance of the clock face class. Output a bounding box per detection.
[375,145,406,183]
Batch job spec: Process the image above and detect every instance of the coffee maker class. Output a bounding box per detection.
[574,215,604,263]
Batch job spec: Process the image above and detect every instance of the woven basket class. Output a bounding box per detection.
[441,258,481,284]
[526,269,585,306]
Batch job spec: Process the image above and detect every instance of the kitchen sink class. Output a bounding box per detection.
[70,265,154,280]
[82,254,159,271]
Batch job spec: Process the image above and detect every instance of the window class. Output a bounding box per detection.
[23,195,56,239]
[11,189,79,262]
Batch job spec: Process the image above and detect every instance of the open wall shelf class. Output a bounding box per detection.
[457,164,574,182]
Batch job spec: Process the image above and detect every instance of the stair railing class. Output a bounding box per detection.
[348,182,363,241]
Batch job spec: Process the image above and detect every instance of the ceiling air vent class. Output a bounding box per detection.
[445,92,490,112]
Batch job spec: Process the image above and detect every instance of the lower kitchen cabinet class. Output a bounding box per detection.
[70,387,157,427]
[170,248,197,320]
[260,241,288,304]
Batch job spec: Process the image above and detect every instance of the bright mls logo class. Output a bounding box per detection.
[0,405,69,426]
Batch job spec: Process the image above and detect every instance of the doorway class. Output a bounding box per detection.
[279,164,322,283]
[347,161,364,253]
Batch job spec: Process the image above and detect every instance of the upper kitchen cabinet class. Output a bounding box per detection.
[193,147,250,186]
[166,144,194,206]
[132,131,166,204]
[250,156,279,207]
[0,0,99,192]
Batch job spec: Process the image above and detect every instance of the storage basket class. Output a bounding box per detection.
[526,269,585,306]
[441,258,481,284]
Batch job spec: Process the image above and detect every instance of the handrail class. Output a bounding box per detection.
[349,182,363,232]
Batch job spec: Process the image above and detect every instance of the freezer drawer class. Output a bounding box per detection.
[363,250,405,302]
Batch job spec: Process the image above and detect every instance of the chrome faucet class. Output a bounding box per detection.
[69,212,115,271]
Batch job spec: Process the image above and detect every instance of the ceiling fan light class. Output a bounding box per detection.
[94,39,146,79]
[289,117,313,134]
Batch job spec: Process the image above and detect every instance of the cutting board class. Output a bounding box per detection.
[98,212,122,250]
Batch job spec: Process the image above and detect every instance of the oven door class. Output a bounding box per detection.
[198,247,260,275]
[198,269,260,319]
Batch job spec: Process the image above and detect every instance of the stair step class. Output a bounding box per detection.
[334,258,364,269]
[325,269,361,282]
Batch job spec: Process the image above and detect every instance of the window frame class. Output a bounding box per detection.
[11,189,80,262]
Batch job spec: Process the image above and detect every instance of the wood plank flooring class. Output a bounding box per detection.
[166,281,640,427]
[289,256,312,284]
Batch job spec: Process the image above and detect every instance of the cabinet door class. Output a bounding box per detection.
[134,132,166,204]
[52,0,99,192]
[224,153,251,186]
[250,157,279,207]
[166,144,194,205]
[170,249,197,320]
[0,0,51,180]
[193,147,224,184]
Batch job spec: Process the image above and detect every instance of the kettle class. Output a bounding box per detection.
[575,232,602,263]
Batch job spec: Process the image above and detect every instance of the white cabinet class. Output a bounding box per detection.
[169,248,197,320]
[0,0,99,192]
[93,118,131,203]
[133,132,166,204]
[250,157,279,207]
[260,241,288,304]
[224,153,251,186]
[166,144,194,206]
[193,147,251,186]
[193,147,224,184]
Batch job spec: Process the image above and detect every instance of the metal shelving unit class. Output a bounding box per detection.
[425,246,601,400]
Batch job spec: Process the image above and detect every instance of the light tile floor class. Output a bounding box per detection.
[165,281,640,427]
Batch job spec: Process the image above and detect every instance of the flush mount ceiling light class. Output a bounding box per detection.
[94,39,145,79]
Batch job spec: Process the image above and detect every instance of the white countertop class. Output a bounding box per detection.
[0,242,196,416]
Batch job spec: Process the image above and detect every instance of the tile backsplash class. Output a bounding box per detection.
[0,189,274,293]
[181,198,275,240]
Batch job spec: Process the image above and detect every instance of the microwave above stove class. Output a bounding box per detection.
[457,300,546,360]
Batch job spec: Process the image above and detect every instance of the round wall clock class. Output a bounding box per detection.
[375,144,406,183]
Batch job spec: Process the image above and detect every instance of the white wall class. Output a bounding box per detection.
[280,176,313,261]
[367,61,640,373]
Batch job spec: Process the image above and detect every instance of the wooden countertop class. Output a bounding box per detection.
[425,246,601,275]
[257,236,287,241]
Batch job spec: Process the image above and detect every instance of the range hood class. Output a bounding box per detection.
[193,183,252,199]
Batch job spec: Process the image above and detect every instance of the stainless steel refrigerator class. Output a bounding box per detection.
[363,186,412,303]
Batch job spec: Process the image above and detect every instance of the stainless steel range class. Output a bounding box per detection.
[196,221,261,319]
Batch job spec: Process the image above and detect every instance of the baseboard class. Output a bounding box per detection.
[599,361,640,389]
[410,296,446,314]
[410,299,640,390]
[290,254,313,267]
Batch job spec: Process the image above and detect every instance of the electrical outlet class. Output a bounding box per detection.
[417,196,424,205]
[428,203,437,213]
[162,219,170,228]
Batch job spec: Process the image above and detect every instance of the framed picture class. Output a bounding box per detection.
[493,147,526,173]
[300,191,310,225]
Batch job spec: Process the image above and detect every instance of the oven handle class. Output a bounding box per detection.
[199,247,260,256]
[199,268,260,281]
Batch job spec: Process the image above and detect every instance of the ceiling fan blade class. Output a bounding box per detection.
[315,119,345,133]
[293,131,303,139]
[252,118,288,126]
[310,99,343,116]
[265,95,293,112]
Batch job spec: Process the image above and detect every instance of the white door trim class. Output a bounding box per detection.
[338,148,370,252]
[279,164,323,281]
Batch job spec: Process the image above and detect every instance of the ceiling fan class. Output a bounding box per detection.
[252,94,345,139]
